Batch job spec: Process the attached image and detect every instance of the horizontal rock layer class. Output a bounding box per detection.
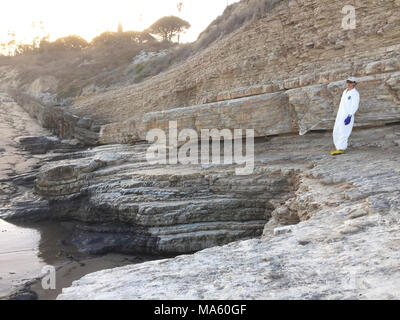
[99,72,400,143]
[4,123,400,256]
[58,125,400,300]
[2,139,299,254]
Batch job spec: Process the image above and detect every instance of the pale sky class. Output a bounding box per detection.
[0,0,240,46]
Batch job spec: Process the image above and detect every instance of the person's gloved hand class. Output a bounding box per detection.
[344,115,352,125]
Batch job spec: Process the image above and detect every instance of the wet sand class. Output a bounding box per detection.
[30,252,151,300]
[1,219,155,300]
[0,219,43,297]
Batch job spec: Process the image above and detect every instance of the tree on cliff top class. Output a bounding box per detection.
[147,16,190,43]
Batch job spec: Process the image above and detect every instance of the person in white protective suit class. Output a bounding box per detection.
[331,77,360,155]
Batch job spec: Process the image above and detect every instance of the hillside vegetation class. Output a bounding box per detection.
[0,0,281,105]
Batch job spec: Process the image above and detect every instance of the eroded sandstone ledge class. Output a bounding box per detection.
[99,71,400,144]
[1,138,297,254]
[57,125,400,299]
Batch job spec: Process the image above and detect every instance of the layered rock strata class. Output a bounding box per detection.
[1,139,298,254]
[100,72,400,143]
[2,0,399,146]
[58,125,400,299]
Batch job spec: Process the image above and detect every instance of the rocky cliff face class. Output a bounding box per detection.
[2,0,399,145]
[89,0,400,144]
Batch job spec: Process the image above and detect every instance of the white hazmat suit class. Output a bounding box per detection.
[333,88,360,150]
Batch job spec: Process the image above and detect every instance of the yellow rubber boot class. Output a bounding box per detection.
[330,150,345,156]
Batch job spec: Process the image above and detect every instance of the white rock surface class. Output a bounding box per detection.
[132,50,168,65]
[58,210,400,300]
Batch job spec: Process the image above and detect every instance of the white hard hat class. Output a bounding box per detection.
[347,76,357,83]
